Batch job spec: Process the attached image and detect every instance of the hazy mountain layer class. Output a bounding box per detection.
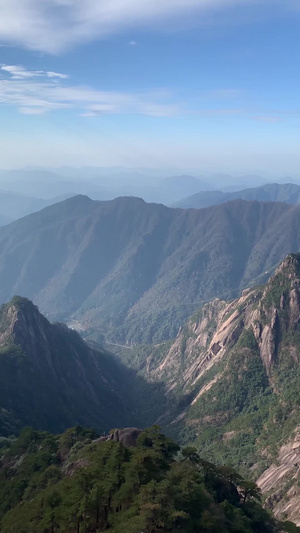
[0,166,276,205]
[175,182,300,208]
[1,196,300,343]
[0,168,211,204]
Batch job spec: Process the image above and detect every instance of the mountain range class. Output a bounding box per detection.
[1,195,300,343]
[174,182,300,209]
[0,166,296,206]
[0,168,211,205]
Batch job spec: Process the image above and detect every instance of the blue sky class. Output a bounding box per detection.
[0,0,299,175]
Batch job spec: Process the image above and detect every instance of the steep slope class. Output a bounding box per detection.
[2,196,300,343]
[0,296,155,437]
[175,182,300,209]
[124,254,300,524]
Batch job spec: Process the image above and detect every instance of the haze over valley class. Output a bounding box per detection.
[1,1,300,531]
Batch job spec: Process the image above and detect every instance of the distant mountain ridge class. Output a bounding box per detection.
[174,182,300,208]
[0,196,300,343]
[0,166,281,205]
[0,168,211,204]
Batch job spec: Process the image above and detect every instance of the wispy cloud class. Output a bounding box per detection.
[128,40,137,46]
[0,64,183,116]
[0,64,294,123]
[0,64,69,80]
[0,0,264,54]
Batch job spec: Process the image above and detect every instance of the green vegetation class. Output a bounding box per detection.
[0,195,298,344]
[181,336,272,475]
[0,425,294,533]
[161,256,300,486]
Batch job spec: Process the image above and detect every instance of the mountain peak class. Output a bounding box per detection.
[0,295,138,436]
[262,253,300,307]
[5,295,38,312]
[274,252,300,277]
[0,295,50,349]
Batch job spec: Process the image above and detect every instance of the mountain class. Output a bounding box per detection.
[0,168,213,204]
[121,254,300,525]
[1,196,300,343]
[0,295,161,437]
[0,426,293,533]
[2,166,296,205]
[174,183,300,208]
[88,173,212,204]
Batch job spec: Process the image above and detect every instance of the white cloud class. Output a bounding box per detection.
[0,63,292,124]
[0,65,183,116]
[128,40,137,46]
[0,64,69,80]
[0,0,263,54]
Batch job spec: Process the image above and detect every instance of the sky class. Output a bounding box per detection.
[0,0,299,175]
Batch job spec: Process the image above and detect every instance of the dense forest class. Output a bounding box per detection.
[0,425,298,533]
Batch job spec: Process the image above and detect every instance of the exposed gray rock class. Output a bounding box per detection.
[95,427,142,447]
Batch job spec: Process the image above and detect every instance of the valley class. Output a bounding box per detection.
[1,196,300,527]
[1,2,299,530]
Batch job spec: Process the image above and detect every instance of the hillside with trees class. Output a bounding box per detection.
[0,425,295,533]
[1,196,300,344]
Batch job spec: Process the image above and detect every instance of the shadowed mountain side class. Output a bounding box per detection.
[0,196,300,343]
[0,296,170,437]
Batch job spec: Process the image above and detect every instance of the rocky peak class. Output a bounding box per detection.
[0,295,40,337]
[0,295,139,436]
[273,253,300,279]
[0,296,59,364]
[141,253,300,394]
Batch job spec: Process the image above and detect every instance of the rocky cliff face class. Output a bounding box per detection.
[125,254,300,524]
[257,431,300,526]
[142,254,300,384]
